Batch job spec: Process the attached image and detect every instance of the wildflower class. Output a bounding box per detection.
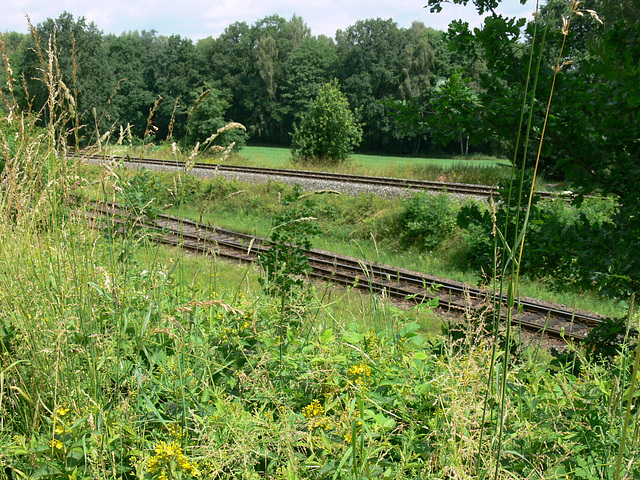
[148,440,199,478]
[55,406,70,417]
[49,439,64,451]
[302,400,331,431]
[167,422,184,440]
[302,400,324,419]
[347,362,372,387]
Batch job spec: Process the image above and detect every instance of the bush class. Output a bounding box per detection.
[291,79,362,164]
[398,192,458,251]
[456,201,494,272]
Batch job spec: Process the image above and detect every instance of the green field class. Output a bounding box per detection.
[237,145,510,170]
[226,145,513,185]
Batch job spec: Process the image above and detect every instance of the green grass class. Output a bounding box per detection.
[2,154,637,480]
[238,145,511,169]
[234,146,512,185]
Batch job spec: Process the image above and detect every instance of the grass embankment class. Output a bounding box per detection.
[89,161,620,318]
[2,172,639,479]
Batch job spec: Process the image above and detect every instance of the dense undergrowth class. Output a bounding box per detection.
[0,186,638,478]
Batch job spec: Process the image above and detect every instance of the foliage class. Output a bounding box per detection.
[428,73,482,154]
[259,185,320,299]
[291,79,362,164]
[585,316,638,361]
[4,12,493,155]
[456,200,495,271]
[398,192,458,251]
[184,85,248,151]
[280,38,338,129]
[17,12,114,144]
[103,30,162,139]
[115,167,164,221]
[2,209,638,479]
[424,0,640,298]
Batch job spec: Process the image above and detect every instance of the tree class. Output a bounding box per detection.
[0,32,27,108]
[104,31,158,138]
[336,18,408,152]
[291,79,362,164]
[17,12,113,144]
[185,84,248,151]
[426,0,640,298]
[280,38,338,132]
[428,73,482,154]
[145,34,200,141]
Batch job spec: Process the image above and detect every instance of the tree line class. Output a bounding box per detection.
[0,11,491,156]
[0,4,638,189]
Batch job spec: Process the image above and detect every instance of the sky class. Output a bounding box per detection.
[3,0,536,40]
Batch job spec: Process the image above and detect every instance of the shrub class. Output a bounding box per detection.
[456,201,494,272]
[398,192,458,251]
[291,79,362,165]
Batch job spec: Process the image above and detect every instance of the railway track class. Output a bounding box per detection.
[85,200,601,344]
[77,153,563,200]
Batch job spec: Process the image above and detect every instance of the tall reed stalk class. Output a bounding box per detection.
[474,2,596,477]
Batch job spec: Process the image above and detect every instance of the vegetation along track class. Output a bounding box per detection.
[78,153,564,200]
[85,200,602,344]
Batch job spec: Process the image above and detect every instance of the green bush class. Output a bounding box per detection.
[398,192,458,251]
[291,79,362,164]
[456,201,494,272]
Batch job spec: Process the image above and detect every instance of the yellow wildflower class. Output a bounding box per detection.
[302,399,324,419]
[148,440,199,478]
[49,439,64,451]
[347,362,372,387]
[55,406,70,417]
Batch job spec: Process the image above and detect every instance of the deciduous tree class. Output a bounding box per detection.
[291,79,362,164]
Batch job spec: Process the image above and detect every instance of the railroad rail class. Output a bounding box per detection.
[76,153,564,200]
[84,200,601,343]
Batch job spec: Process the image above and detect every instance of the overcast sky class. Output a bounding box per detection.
[4,0,536,40]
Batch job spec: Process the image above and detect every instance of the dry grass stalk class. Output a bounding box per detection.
[143,95,162,148]
[186,88,211,127]
[166,95,181,142]
[0,35,17,119]
[87,78,123,149]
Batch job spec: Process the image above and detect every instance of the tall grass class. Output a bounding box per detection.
[475,3,638,480]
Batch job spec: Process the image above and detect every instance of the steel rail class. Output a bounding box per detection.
[85,200,600,342]
[76,153,566,200]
